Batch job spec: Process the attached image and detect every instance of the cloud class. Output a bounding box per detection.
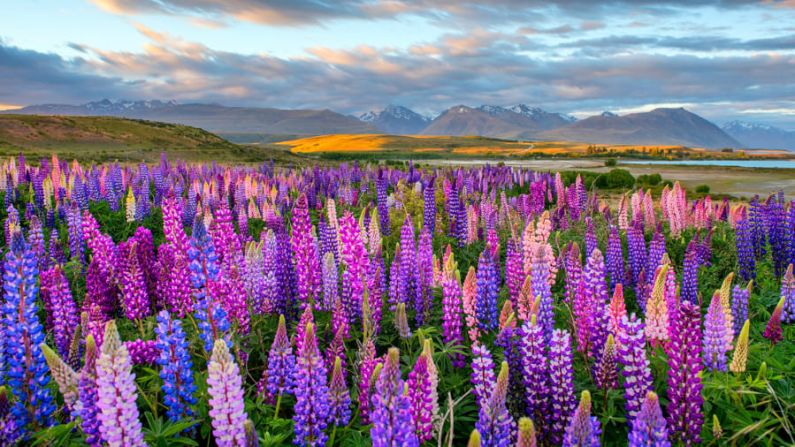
[86,0,795,27]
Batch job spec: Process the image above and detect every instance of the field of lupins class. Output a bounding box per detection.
[0,154,793,447]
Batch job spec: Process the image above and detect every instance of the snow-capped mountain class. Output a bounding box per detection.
[722,120,795,150]
[508,104,578,123]
[358,104,430,134]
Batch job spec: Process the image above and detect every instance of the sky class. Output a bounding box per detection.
[1,0,795,128]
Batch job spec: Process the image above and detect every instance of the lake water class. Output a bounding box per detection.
[621,159,795,169]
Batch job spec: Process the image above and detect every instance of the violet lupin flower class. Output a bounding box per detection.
[339,211,369,322]
[40,265,79,358]
[293,322,331,446]
[703,292,728,372]
[125,339,158,365]
[321,252,339,312]
[549,329,577,446]
[424,176,436,234]
[475,361,513,447]
[260,315,296,401]
[563,391,601,447]
[441,254,465,367]
[594,334,618,390]
[518,316,548,437]
[735,215,756,282]
[629,392,671,447]
[476,247,499,331]
[325,326,346,374]
[505,240,524,309]
[666,301,704,445]
[681,238,700,304]
[732,280,753,337]
[584,217,597,258]
[121,244,151,320]
[371,348,419,447]
[627,221,647,287]
[376,174,391,236]
[781,264,795,323]
[530,245,554,342]
[154,310,197,423]
[328,356,351,427]
[207,339,249,447]
[471,342,496,409]
[618,314,654,422]
[78,335,101,446]
[606,225,625,292]
[95,321,146,447]
[1,230,56,430]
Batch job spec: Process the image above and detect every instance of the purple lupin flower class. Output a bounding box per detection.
[260,315,296,401]
[563,391,601,447]
[781,264,795,323]
[339,211,369,322]
[95,321,146,447]
[125,339,158,366]
[505,240,524,309]
[441,255,465,367]
[121,244,151,320]
[40,265,79,358]
[564,243,583,306]
[321,252,339,312]
[681,238,700,304]
[549,329,577,445]
[376,174,391,236]
[476,361,513,447]
[703,292,728,372]
[594,334,618,390]
[399,214,418,308]
[618,314,654,422]
[731,283,751,336]
[627,220,647,287]
[666,301,703,445]
[518,316,548,437]
[357,337,380,424]
[530,245,554,342]
[471,342,497,409]
[424,176,436,234]
[371,348,419,447]
[328,356,351,427]
[415,226,435,325]
[735,214,756,282]
[585,249,610,361]
[207,339,249,447]
[606,225,625,292]
[476,247,499,331]
[291,193,321,306]
[325,326,346,374]
[293,322,331,446]
[646,228,666,288]
[78,335,101,446]
[408,352,434,443]
[629,392,671,447]
[584,217,598,258]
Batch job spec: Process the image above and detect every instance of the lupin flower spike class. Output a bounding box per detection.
[730,319,751,373]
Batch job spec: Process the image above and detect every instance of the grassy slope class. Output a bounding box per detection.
[0,114,305,164]
[277,133,794,160]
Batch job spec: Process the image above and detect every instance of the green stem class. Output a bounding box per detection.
[273,392,283,420]
[328,425,338,446]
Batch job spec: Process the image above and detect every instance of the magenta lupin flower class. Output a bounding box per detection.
[339,211,369,321]
[95,321,146,447]
[121,244,150,320]
[441,252,465,367]
[207,339,249,447]
[291,193,321,306]
[666,301,703,445]
[408,353,434,443]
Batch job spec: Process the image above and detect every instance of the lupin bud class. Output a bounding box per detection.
[729,319,750,373]
[517,417,537,447]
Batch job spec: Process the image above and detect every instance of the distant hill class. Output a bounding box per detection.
[5,99,378,136]
[418,104,575,138]
[538,108,742,149]
[359,105,430,134]
[0,114,304,164]
[722,121,795,151]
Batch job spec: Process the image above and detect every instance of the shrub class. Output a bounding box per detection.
[604,158,617,167]
[695,184,711,194]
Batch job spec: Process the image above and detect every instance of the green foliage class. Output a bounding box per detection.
[604,158,618,167]
[695,184,711,194]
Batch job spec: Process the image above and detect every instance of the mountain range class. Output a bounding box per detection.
[4,99,793,149]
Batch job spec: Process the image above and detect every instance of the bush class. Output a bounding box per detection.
[598,168,635,189]
[637,173,662,186]
[604,158,617,167]
[695,184,711,194]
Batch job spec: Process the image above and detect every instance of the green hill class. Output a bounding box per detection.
[0,114,303,164]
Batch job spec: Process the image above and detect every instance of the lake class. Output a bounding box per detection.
[620,159,795,169]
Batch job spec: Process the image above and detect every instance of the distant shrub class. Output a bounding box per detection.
[604,158,617,167]
[600,168,635,189]
[695,184,711,194]
[637,173,662,186]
